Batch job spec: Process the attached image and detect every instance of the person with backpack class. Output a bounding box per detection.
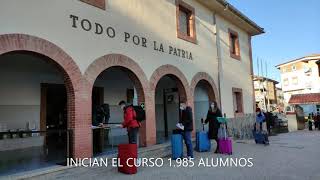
[118,101,140,144]
[179,103,194,158]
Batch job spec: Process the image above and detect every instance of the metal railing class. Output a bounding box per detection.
[92,123,128,156]
[0,129,73,175]
[226,113,256,140]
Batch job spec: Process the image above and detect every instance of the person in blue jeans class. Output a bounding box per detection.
[179,103,194,158]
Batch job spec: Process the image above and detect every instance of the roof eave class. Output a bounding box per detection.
[196,0,265,36]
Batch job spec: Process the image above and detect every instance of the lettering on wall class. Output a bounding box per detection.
[69,14,193,61]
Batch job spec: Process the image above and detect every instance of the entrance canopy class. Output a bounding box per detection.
[289,93,320,105]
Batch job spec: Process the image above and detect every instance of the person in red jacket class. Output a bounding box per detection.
[118,101,140,144]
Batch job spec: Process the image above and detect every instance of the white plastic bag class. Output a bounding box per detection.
[218,126,227,139]
[176,123,184,130]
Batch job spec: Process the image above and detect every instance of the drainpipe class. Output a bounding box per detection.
[213,13,223,113]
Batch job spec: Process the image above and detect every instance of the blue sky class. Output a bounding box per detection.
[227,0,320,82]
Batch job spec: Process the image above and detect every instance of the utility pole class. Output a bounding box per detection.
[260,58,267,111]
[266,60,270,112]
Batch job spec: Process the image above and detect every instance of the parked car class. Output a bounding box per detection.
[273,113,289,133]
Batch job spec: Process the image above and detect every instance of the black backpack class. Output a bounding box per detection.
[133,105,146,122]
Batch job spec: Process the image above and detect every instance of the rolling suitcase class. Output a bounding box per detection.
[195,119,211,152]
[253,130,269,145]
[118,144,137,174]
[171,133,183,160]
[218,138,232,155]
[218,125,232,155]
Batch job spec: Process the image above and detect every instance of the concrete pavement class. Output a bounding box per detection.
[13,130,320,180]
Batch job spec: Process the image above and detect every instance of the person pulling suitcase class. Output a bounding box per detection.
[204,101,222,153]
[254,108,269,145]
[179,103,194,159]
[117,100,141,174]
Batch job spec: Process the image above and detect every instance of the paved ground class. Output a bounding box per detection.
[19,130,320,180]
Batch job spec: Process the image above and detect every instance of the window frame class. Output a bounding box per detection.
[283,78,289,86]
[79,0,106,10]
[292,77,298,85]
[282,67,287,73]
[176,0,197,44]
[316,60,320,76]
[228,28,241,60]
[232,87,244,116]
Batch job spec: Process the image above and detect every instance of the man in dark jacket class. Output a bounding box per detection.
[265,111,274,134]
[179,103,193,158]
[118,101,140,144]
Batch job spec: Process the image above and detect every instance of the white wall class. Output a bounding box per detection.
[0,0,219,83]
[0,53,64,130]
[216,15,254,117]
[0,0,255,119]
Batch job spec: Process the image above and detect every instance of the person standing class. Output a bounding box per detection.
[256,108,266,131]
[118,101,140,144]
[179,103,194,158]
[265,111,274,134]
[204,101,222,153]
[308,114,313,131]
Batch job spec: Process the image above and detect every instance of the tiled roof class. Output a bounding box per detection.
[289,93,320,105]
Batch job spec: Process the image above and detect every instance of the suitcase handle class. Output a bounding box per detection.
[201,118,204,131]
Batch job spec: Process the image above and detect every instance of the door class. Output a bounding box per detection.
[163,88,180,138]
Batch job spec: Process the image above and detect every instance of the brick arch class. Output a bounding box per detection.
[190,72,220,107]
[84,54,149,103]
[84,54,151,146]
[149,65,192,140]
[0,34,88,158]
[149,64,191,104]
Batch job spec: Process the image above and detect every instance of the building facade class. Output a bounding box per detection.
[276,54,320,112]
[0,0,263,165]
[276,87,285,112]
[253,76,279,111]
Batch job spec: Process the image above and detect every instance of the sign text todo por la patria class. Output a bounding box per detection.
[69,15,193,60]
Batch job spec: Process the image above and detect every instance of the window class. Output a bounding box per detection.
[283,78,289,86]
[292,77,298,85]
[232,88,243,115]
[316,60,320,76]
[282,67,287,73]
[176,0,196,44]
[286,106,292,112]
[79,0,106,10]
[229,29,241,60]
[292,65,296,71]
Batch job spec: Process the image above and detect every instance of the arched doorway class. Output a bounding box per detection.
[150,65,190,144]
[84,54,149,154]
[191,72,219,131]
[0,34,82,175]
[0,51,75,174]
